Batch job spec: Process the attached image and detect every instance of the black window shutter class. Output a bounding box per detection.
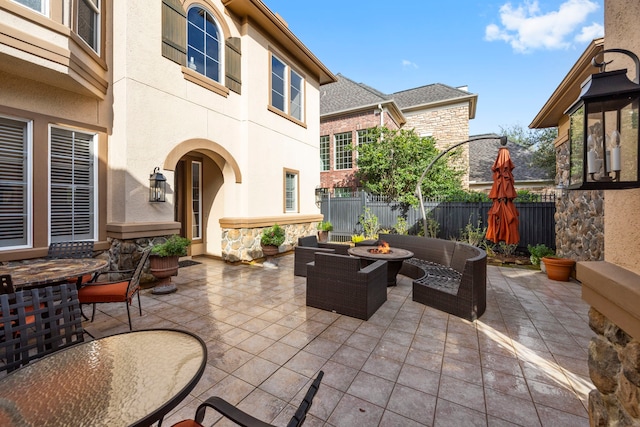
[162,0,186,66]
[225,37,242,94]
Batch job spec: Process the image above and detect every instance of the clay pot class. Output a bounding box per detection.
[542,256,575,282]
[261,244,279,257]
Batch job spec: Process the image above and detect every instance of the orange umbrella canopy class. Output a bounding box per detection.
[486,147,520,245]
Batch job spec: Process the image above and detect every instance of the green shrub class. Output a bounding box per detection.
[359,207,379,239]
[351,234,365,243]
[151,235,191,257]
[317,221,333,231]
[460,219,486,247]
[261,224,285,246]
[393,217,409,235]
[527,243,555,266]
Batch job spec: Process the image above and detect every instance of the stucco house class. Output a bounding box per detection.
[0,0,336,264]
[319,74,477,194]
[531,1,640,424]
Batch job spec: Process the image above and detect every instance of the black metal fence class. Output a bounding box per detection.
[319,192,556,252]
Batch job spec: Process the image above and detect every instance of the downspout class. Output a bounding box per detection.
[378,104,384,127]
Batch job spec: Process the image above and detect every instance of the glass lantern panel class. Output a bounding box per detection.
[569,105,584,188]
[586,107,605,181]
[619,99,639,182]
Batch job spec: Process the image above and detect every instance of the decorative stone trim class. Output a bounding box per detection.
[221,222,319,262]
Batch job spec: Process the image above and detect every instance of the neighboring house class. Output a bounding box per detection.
[319,74,477,194]
[468,135,554,193]
[0,0,335,263]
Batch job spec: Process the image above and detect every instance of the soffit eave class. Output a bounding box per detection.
[530,38,604,129]
[321,100,406,125]
[222,0,337,85]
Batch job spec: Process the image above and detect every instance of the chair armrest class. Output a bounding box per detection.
[195,396,274,427]
[360,260,387,274]
[90,269,134,283]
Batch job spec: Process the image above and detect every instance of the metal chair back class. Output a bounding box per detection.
[0,283,84,373]
[47,241,94,259]
[0,275,14,295]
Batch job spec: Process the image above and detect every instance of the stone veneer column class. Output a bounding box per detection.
[588,307,640,426]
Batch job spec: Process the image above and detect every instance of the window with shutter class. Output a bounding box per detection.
[162,0,186,66]
[225,37,241,94]
[50,127,96,242]
[0,117,31,249]
[186,6,221,82]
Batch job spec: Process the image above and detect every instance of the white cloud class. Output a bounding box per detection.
[402,59,419,69]
[575,22,604,43]
[485,0,601,53]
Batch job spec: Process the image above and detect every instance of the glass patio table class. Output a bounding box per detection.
[0,329,207,427]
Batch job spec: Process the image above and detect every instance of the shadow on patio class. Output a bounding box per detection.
[83,253,593,427]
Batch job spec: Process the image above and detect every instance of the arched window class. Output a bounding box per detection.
[187,6,221,82]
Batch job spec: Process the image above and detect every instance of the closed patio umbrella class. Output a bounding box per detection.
[486,146,520,245]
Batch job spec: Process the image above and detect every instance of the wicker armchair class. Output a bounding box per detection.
[306,253,387,320]
[294,235,350,277]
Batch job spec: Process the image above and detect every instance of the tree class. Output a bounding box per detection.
[355,127,464,207]
[499,124,557,178]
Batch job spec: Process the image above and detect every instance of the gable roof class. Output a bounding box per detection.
[320,74,477,119]
[468,135,552,183]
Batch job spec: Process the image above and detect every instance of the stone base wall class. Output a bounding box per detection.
[555,141,605,260]
[221,222,318,262]
[100,236,177,283]
[588,307,640,426]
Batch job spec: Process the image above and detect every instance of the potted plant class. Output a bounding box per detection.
[528,244,555,272]
[149,235,191,285]
[541,255,576,282]
[260,224,285,256]
[317,221,333,243]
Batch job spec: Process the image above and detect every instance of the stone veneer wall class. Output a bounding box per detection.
[221,222,318,262]
[555,141,604,260]
[588,307,640,426]
[100,237,165,283]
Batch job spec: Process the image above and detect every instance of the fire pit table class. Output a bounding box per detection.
[348,244,414,286]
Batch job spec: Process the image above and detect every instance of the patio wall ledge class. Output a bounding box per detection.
[579,260,640,340]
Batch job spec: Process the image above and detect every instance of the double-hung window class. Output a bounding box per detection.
[271,54,304,122]
[50,127,96,242]
[12,0,48,15]
[0,117,31,249]
[77,0,100,53]
[187,6,221,82]
[334,132,353,170]
[284,169,298,213]
[320,135,330,171]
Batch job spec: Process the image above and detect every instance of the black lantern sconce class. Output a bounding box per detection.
[565,48,640,190]
[149,167,167,202]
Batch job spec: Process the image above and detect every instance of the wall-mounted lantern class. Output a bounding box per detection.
[566,48,640,190]
[149,167,167,202]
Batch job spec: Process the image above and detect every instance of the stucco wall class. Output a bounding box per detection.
[602,0,640,275]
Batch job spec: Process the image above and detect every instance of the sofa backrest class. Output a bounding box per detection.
[313,252,362,276]
[380,234,455,267]
[451,242,485,273]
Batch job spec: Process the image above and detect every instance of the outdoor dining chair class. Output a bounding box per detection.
[47,240,97,285]
[171,371,323,427]
[77,248,151,330]
[0,282,84,373]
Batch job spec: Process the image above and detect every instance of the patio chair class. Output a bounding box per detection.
[47,240,97,285]
[306,252,387,320]
[171,371,323,427]
[77,248,150,330]
[0,282,84,373]
[294,235,350,277]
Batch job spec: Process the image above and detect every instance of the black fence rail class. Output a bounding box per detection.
[320,192,556,252]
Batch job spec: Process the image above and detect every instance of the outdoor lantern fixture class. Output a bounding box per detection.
[566,48,640,190]
[149,167,167,202]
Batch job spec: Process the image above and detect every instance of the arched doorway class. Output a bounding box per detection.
[164,140,242,257]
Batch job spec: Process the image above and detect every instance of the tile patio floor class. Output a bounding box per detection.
[83,254,594,427]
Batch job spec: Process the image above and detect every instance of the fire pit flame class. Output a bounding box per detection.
[369,240,391,254]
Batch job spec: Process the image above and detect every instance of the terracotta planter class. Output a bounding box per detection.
[149,255,179,281]
[261,244,279,257]
[317,230,329,243]
[542,256,575,282]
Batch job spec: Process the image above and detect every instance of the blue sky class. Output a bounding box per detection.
[262,0,604,136]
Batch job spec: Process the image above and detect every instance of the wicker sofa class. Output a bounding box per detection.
[378,233,487,321]
[294,236,350,277]
[306,252,387,320]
